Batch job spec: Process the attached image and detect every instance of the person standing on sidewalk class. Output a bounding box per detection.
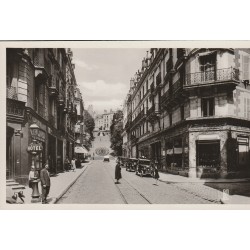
[154,161,160,185]
[71,157,76,172]
[40,164,51,204]
[64,156,70,172]
[115,158,122,184]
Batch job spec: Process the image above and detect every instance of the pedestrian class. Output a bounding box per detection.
[93,153,95,160]
[40,164,51,204]
[154,161,160,185]
[64,156,70,172]
[115,158,122,184]
[76,157,81,168]
[71,157,76,172]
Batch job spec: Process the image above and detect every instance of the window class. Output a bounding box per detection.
[199,54,216,81]
[181,106,184,120]
[202,97,214,117]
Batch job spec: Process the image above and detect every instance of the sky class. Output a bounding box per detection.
[72,48,148,114]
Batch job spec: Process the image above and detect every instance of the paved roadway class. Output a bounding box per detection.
[57,159,212,204]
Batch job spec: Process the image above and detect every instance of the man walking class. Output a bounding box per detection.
[40,164,51,204]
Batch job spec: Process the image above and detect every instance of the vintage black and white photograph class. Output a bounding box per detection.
[4,44,250,206]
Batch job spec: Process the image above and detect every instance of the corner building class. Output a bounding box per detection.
[124,48,250,178]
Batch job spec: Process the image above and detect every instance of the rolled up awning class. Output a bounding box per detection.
[197,50,216,57]
[197,134,220,141]
[174,147,183,154]
[75,146,88,154]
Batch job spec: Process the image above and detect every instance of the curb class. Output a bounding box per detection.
[51,163,91,204]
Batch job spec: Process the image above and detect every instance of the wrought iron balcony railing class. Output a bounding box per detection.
[185,67,240,86]
[6,86,18,100]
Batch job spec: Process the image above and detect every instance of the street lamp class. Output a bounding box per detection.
[28,123,42,202]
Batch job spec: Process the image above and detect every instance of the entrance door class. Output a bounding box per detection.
[6,127,14,179]
[48,134,56,173]
[237,137,249,169]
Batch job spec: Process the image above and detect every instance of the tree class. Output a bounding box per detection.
[83,110,95,142]
[110,110,123,156]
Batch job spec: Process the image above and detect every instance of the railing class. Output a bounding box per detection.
[6,86,18,100]
[161,89,170,104]
[185,67,240,86]
[131,109,146,127]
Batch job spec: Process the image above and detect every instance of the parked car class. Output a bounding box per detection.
[136,158,152,177]
[125,158,138,172]
[103,155,110,162]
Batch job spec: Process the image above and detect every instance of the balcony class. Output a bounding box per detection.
[185,67,240,89]
[48,76,59,97]
[161,89,170,105]
[131,109,146,128]
[57,93,66,108]
[6,86,18,100]
[34,50,51,77]
[147,105,160,122]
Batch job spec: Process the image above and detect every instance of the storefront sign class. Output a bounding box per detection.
[27,142,43,153]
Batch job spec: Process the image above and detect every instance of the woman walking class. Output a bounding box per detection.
[71,157,76,172]
[154,161,160,185]
[115,158,122,184]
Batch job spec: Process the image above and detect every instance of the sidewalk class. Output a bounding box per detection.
[22,161,92,204]
[158,171,250,204]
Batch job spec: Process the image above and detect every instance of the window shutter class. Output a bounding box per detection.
[242,55,250,80]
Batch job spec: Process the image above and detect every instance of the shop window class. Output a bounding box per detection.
[196,140,220,169]
[202,97,214,117]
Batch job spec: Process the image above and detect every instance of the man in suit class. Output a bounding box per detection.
[40,164,51,204]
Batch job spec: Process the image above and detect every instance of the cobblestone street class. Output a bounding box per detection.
[57,159,216,204]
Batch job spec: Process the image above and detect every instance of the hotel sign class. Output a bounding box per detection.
[27,141,43,153]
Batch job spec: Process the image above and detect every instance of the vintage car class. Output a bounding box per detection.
[103,155,110,162]
[125,158,138,172]
[136,158,152,177]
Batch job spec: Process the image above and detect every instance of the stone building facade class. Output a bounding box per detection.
[123,48,250,178]
[6,48,84,184]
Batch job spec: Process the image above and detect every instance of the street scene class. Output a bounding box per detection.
[5,46,250,205]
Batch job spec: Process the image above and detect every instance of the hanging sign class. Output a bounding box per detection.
[27,141,43,153]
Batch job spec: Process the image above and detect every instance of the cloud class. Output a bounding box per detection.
[73,59,98,71]
[78,80,129,113]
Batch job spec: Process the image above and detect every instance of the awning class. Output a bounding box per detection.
[174,147,183,154]
[197,134,220,141]
[197,50,216,57]
[75,146,88,154]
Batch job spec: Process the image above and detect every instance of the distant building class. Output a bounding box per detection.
[94,110,115,136]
